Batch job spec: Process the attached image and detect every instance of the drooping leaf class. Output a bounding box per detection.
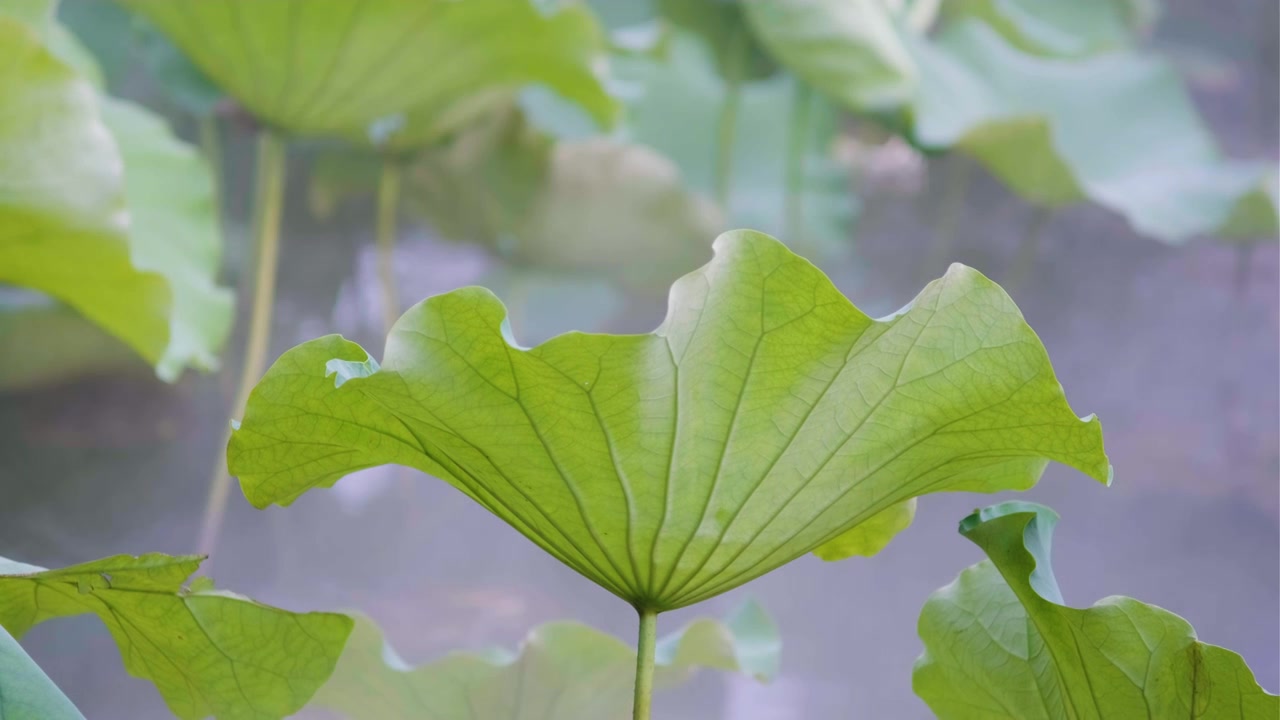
[310,598,778,720]
[0,18,167,366]
[98,96,234,378]
[939,0,1158,57]
[616,32,854,255]
[118,0,619,150]
[229,230,1109,611]
[743,0,917,113]
[0,554,353,720]
[913,502,1278,719]
[0,624,85,720]
[0,4,232,380]
[910,21,1278,243]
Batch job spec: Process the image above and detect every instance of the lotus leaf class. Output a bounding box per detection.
[312,599,778,720]
[119,0,619,150]
[0,554,353,720]
[229,230,1108,611]
[915,502,1279,719]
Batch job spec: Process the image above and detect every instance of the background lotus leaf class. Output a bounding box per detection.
[119,0,619,150]
[311,599,778,720]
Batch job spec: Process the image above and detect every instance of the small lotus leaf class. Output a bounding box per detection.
[914,502,1279,719]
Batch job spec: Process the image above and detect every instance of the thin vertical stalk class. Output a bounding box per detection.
[376,158,402,334]
[197,130,288,558]
[632,608,658,720]
[714,26,747,209]
[785,81,813,245]
[1004,206,1053,293]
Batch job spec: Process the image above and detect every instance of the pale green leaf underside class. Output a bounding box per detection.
[230,230,1108,610]
[120,0,619,150]
[913,503,1279,719]
[0,624,85,720]
[0,13,232,380]
[311,599,778,720]
[0,554,352,720]
[743,0,917,112]
[911,21,1278,243]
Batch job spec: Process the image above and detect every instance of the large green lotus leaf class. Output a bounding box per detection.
[939,0,1157,57]
[0,12,232,380]
[615,32,854,255]
[0,624,85,720]
[229,230,1108,610]
[311,599,778,719]
[119,0,619,150]
[914,502,1278,719]
[911,21,1278,243]
[743,0,917,113]
[0,554,353,720]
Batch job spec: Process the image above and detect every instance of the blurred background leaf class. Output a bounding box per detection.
[311,599,778,720]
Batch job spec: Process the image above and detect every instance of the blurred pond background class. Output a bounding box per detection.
[2,0,1277,717]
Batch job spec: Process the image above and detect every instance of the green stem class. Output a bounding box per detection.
[1004,206,1053,293]
[785,82,813,245]
[923,155,972,281]
[376,159,402,334]
[714,25,747,209]
[197,130,288,559]
[631,608,658,720]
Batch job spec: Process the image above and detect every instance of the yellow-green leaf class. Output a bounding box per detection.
[229,230,1108,611]
[119,0,619,150]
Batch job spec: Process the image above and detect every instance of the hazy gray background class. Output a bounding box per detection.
[2,0,1276,717]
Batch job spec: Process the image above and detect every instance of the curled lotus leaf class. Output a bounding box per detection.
[914,502,1279,719]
